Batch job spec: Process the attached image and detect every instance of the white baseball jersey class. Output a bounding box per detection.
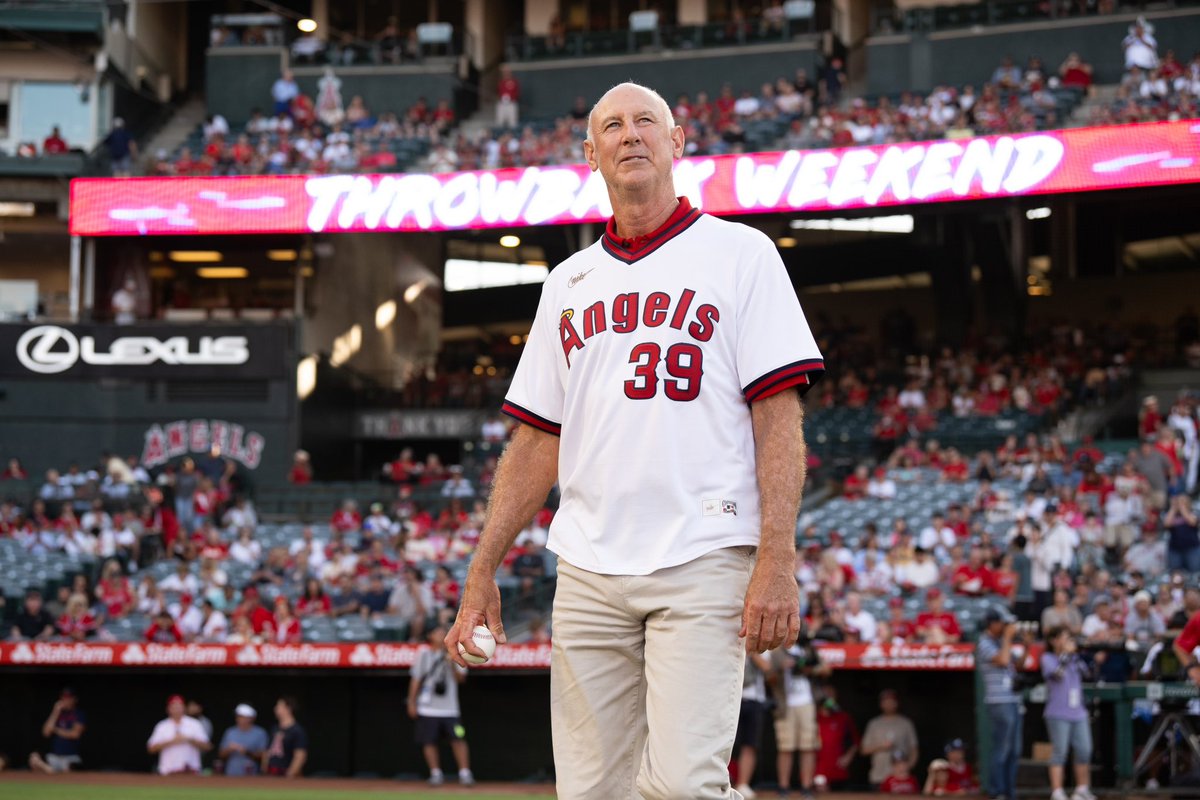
[502,198,824,575]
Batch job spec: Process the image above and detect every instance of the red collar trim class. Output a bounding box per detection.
[602,197,702,264]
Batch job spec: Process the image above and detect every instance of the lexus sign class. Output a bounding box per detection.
[16,326,249,374]
[1,323,289,379]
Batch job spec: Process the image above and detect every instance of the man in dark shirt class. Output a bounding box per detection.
[358,573,390,617]
[29,688,86,773]
[102,117,137,175]
[11,589,56,641]
[512,540,548,605]
[264,696,308,777]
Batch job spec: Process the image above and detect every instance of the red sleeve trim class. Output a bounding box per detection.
[501,401,562,436]
[744,359,825,403]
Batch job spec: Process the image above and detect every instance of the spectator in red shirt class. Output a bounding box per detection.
[296,578,331,616]
[952,548,993,597]
[940,450,970,482]
[943,738,978,793]
[1140,396,1162,440]
[237,587,276,635]
[1,457,27,479]
[843,465,869,500]
[331,499,363,533]
[880,751,920,794]
[145,609,185,643]
[496,65,520,129]
[288,450,312,485]
[96,560,134,618]
[432,99,455,131]
[886,598,916,642]
[815,688,860,790]
[272,597,302,644]
[43,126,69,154]
[1058,53,1093,92]
[990,553,1018,601]
[1174,608,1200,686]
[915,589,962,643]
[56,594,97,641]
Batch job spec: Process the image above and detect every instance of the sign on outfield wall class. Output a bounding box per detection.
[0,323,290,379]
[0,641,1044,671]
[357,410,485,440]
[69,121,1200,237]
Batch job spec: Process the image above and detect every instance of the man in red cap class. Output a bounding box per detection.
[235,586,275,636]
[147,694,210,774]
[915,589,961,644]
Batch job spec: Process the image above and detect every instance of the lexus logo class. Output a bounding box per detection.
[16,326,80,374]
[15,325,250,374]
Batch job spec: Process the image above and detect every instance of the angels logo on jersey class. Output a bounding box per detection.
[558,289,720,374]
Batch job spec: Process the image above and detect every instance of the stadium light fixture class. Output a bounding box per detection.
[1026,207,1052,220]
[0,202,34,217]
[170,251,223,263]
[777,236,798,248]
[196,267,248,278]
[267,249,298,261]
[375,299,397,330]
[499,235,521,248]
[297,356,317,399]
[297,18,318,33]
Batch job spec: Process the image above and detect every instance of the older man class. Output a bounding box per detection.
[218,703,269,776]
[147,694,210,775]
[446,81,823,800]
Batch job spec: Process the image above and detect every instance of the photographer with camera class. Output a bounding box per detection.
[770,630,829,798]
[1041,627,1103,800]
[977,605,1023,800]
[408,624,474,786]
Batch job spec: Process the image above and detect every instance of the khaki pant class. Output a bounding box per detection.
[551,546,754,800]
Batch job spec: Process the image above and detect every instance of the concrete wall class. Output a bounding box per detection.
[509,41,819,119]
[865,7,1200,94]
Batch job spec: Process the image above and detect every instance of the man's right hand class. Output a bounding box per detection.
[444,573,506,667]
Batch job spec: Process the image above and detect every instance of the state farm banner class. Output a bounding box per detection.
[0,641,552,670]
[0,640,1042,671]
[70,120,1200,237]
[815,642,1044,671]
[0,323,291,379]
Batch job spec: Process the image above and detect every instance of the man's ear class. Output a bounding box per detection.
[583,138,598,172]
[671,125,685,159]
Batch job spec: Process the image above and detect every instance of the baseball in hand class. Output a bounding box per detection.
[458,625,497,665]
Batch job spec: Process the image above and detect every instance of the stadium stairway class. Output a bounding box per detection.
[1066,83,1121,128]
[141,95,208,161]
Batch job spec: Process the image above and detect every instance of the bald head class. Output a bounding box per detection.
[586,82,675,144]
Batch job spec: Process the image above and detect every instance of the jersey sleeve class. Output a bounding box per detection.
[501,279,564,435]
[736,239,825,402]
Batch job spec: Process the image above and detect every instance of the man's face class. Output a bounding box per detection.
[881,694,898,714]
[237,714,253,730]
[168,699,185,719]
[25,594,41,614]
[583,85,683,197]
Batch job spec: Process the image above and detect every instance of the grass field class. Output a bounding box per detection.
[0,786,547,800]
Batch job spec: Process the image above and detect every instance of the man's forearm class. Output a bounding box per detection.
[468,424,559,578]
[751,390,806,560]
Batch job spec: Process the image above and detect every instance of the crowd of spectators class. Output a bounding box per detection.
[1089,21,1200,125]
[150,69,454,177]
[796,389,1198,664]
[2,437,556,646]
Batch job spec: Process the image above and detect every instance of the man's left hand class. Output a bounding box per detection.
[740,557,800,652]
